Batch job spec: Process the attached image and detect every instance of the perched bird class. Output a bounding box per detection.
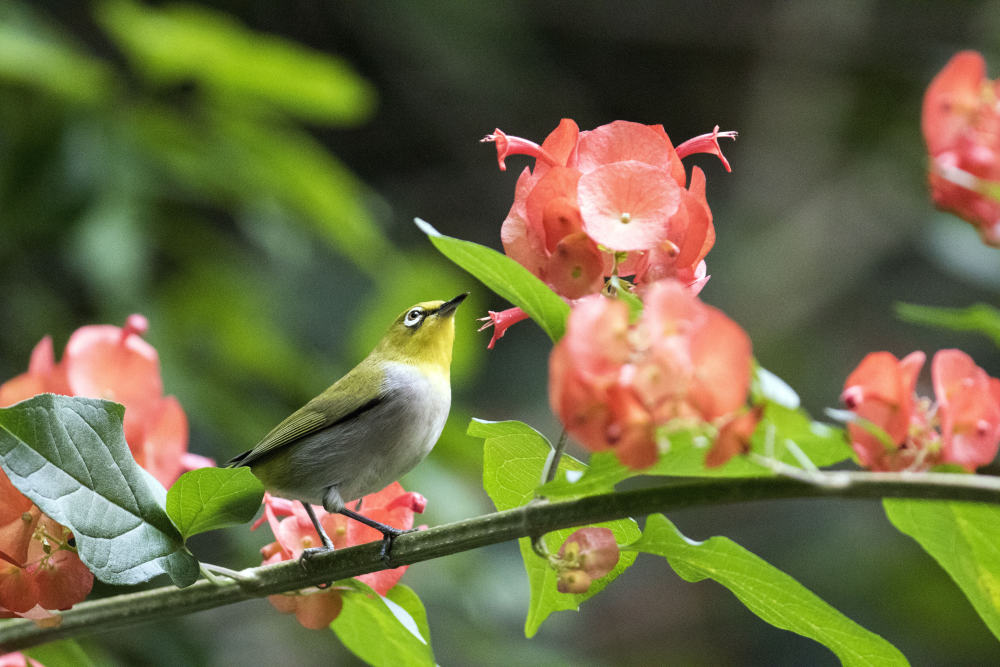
[228,293,467,559]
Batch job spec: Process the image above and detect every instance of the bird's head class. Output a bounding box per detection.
[375,293,468,372]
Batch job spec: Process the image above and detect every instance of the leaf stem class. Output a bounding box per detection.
[4,470,1000,651]
[541,430,568,486]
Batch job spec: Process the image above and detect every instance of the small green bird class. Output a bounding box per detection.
[228,293,467,559]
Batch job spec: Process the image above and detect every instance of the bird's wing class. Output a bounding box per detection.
[227,368,383,468]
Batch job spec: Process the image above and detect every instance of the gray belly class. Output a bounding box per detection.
[266,364,449,507]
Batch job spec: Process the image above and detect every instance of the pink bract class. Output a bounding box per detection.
[255,482,424,630]
[549,279,752,469]
[922,51,1000,246]
[842,349,1000,471]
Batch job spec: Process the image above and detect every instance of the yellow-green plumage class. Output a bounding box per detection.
[228,294,465,521]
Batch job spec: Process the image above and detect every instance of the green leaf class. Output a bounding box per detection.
[747,401,853,468]
[632,514,908,666]
[0,5,112,105]
[470,418,639,636]
[416,218,570,343]
[24,639,94,667]
[520,518,639,638]
[472,418,583,508]
[540,402,852,499]
[332,581,435,667]
[0,394,199,587]
[166,467,264,540]
[895,302,1000,348]
[884,499,1000,641]
[128,108,389,274]
[97,0,375,124]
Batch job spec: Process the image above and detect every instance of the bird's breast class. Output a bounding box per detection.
[252,361,452,509]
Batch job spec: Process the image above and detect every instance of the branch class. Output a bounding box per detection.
[3,470,1000,651]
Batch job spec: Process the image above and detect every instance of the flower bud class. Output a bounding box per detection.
[557,569,592,594]
[559,527,619,579]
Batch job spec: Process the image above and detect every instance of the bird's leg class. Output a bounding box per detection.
[299,501,336,570]
[321,486,410,562]
[297,502,337,586]
[338,506,413,562]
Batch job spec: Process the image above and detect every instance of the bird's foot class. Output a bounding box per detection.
[298,546,335,588]
[378,526,416,563]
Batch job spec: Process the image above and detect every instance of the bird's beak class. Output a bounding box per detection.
[437,292,469,317]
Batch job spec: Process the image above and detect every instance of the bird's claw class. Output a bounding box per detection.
[378,527,416,564]
[298,546,335,587]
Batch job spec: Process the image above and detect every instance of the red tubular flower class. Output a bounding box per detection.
[483,118,735,345]
[255,482,423,630]
[922,51,1000,246]
[841,349,1000,471]
[477,307,531,349]
[549,279,752,469]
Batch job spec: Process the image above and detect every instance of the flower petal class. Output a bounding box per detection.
[578,161,682,251]
[575,121,680,173]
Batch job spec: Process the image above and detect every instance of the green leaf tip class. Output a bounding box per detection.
[413,217,441,238]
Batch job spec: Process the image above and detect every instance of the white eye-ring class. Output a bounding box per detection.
[404,308,425,328]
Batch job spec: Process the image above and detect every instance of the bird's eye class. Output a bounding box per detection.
[404,308,425,328]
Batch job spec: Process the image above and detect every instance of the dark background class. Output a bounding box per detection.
[3,1,1000,664]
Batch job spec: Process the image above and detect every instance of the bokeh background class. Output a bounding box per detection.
[3,0,1000,664]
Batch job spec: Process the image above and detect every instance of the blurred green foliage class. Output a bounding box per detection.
[2,0,1000,664]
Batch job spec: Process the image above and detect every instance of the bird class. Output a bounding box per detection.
[228,293,467,560]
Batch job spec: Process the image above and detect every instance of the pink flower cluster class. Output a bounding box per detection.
[0,315,207,623]
[923,51,1000,246]
[549,280,753,469]
[841,349,1000,471]
[480,119,734,347]
[255,483,425,630]
[0,315,200,487]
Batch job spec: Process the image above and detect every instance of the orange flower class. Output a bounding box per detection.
[0,470,93,625]
[922,51,1000,246]
[549,279,752,468]
[841,349,1000,471]
[254,483,425,630]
